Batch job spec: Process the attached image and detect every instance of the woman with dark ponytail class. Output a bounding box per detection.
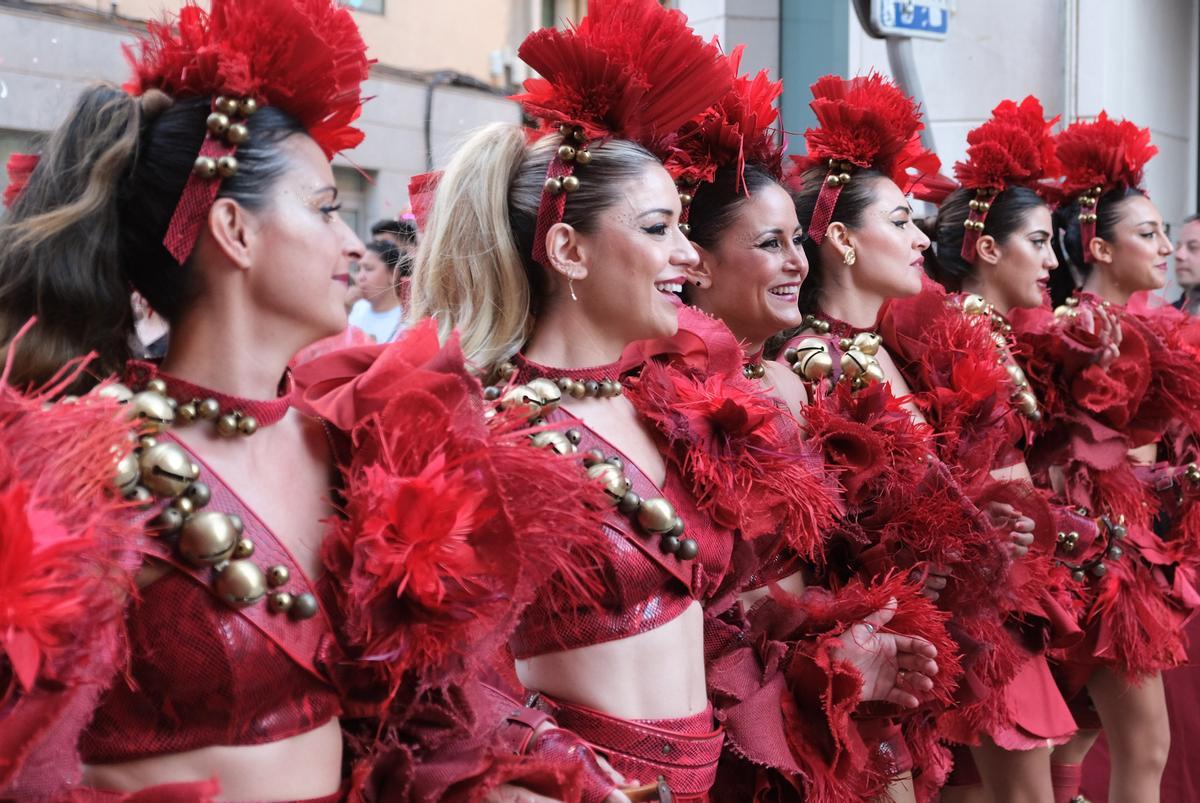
[0,1,621,800]
[891,97,1083,803]
[1004,113,1200,803]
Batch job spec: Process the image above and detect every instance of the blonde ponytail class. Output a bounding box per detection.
[410,123,533,371]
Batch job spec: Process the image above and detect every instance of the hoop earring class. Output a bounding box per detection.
[569,276,578,302]
[843,247,857,267]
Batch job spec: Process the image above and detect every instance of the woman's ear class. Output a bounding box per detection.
[825,220,854,262]
[544,221,589,282]
[207,197,255,272]
[685,243,715,289]
[975,234,1001,266]
[1088,235,1114,264]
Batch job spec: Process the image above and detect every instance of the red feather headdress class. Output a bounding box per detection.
[124,0,371,265]
[792,73,941,244]
[1055,112,1157,262]
[510,0,731,267]
[955,96,1060,261]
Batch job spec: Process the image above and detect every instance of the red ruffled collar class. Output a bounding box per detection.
[511,353,628,384]
[125,360,293,428]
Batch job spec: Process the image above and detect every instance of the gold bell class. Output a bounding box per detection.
[97,383,134,403]
[561,175,581,193]
[226,123,250,145]
[215,560,268,607]
[852,332,882,355]
[217,414,240,437]
[1005,363,1028,388]
[216,156,239,178]
[526,378,563,414]
[544,177,563,195]
[178,511,239,567]
[233,538,255,559]
[863,361,886,385]
[587,462,627,503]
[679,193,693,207]
[139,441,199,497]
[290,592,319,620]
[113,450,141,495]
[214,96,240,116]
[500,385,543,420]
[267,565,291,587]
[637,497,677,533]
[237,416,258,436]
[557,144,577,161]
[238,97,259,117]
[268,592,294,614]
[574,149,592,165]
[127,391,176,433]
[530,430,574,455]
[840,349,871,379]
[1014,390,1039,417]
[206,112,231,135]
[791,338,834,380]
[197,398,221,419]
[961,294,988,316]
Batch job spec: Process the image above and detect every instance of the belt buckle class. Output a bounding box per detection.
[623,776,673,802]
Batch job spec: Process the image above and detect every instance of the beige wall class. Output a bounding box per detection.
[44,0,521,84]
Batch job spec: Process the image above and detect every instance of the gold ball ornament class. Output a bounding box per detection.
[215,560,268,607]
[178,511,239,567]
[139,441,199,497]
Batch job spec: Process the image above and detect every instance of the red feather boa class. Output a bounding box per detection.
[294,322,607,700]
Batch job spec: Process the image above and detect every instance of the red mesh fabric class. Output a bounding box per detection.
[162,135,233,265]
[509,411,729,658]
[531,155,575,267]
[125,361,293,427]
[546,697,722,798]
[806,173,843,245]
[79,438,340,762]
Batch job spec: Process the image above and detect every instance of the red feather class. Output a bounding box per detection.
[954,96,1060,195]
[1056,111,1157,199]
[123,0,372,158]
[664,44,784,188]
[296,322,607,700]
[511,0,731,148]
[794,72,941,192]
[3,153,38,210]
[0,326,136,702]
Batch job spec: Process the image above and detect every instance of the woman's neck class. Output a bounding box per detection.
[961,273,1012,315]
[818,276,886,329]
[367,290,400,314]
[522,297,631,369]
[161,295,299,400]
[1082,270,1133,306]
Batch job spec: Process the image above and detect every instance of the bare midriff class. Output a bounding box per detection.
[82,717,343,800]
[516,600,707,721]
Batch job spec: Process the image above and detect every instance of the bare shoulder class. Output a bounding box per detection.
[762,361,808,420]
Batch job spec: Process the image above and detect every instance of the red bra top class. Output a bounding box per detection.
[509,410,733,659]
[79,435,341,763]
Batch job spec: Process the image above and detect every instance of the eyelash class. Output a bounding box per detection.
[893,219,909,229]
[1139,231,1157,239]
[320,203,343,219]
[1031,238,1048,248]
[757,235,804,250]
[643,224,668,236]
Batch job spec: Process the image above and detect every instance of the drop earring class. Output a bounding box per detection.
[569,276,578,301]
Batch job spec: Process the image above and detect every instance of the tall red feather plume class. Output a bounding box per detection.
[511,0,730,147]
[124,0,371,158]
[796,72,940,191]
[3,153,39,210]
[664,44,785,189]
[1056,111,1157,200]
[955,96,1060,194]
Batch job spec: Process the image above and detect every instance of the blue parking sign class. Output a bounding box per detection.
[870,0,950,40]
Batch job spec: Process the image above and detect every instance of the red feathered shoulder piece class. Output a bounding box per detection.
[512,0,729,147]
[623,310,842,559]
[1056,111,1156,200]
[292,321,607,700]
[792,73,941,243]
[125,0,370,158]
[664,44,784,190]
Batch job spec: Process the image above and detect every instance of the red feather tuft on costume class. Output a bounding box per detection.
[1055,111,1157,199]
[954,96,1060,195]
[664,44,784,188]
[3,153,38,209]
[295,322,607,700]
[794,72,941,192]
[123,0,372,158]
[511,0,731,148]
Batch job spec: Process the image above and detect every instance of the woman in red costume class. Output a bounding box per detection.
[893,97,1085,803]
[408,5,951,801]
[0,1,616,800]
[766,74,1031,803]
[1004,114,1200,803]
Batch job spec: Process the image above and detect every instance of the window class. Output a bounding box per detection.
[341,0,384,14]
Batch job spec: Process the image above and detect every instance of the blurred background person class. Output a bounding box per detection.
[347,239,405,343]
[1172,214,1200,314]
[370,216,418,257]
[130,291,169,359]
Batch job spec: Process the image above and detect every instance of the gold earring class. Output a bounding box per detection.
[568,275,578,302]
[843,247,857,266]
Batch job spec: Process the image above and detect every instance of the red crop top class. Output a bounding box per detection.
[80,438,341,763]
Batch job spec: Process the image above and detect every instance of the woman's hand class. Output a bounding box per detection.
[1092,304,1123,367]
[830,599,940,709]
[985,501,1036,559]
[914,564,949,602]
